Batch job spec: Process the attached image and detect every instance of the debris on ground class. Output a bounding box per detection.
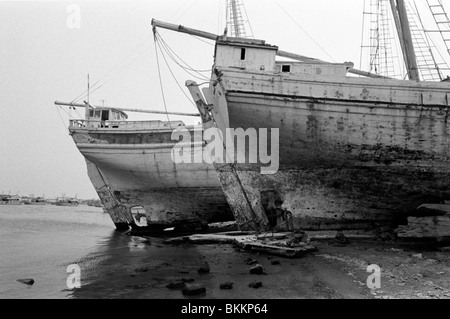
[165,231,316,258]
[197,261,210,274]
[17,278,34,286]
[182,284,206,296]
[248,282,262,289]
[335,231,350,245]
[244,258,258,265]
[220,282,234,290]
[249,264,264,275]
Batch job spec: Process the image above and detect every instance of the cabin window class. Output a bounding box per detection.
[282,65,291,73]
[240,48,246,60]
[101,110,109,121]
[94,110,101,117]
[89,110,94,117]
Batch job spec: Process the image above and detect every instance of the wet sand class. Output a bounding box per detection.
[70,234,368,299]
[2,205,450,299]
[70,232,450,299]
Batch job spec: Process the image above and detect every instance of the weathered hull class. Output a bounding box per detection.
[206,68,450,231]
[70,126,233,230]
[85,160,133,230]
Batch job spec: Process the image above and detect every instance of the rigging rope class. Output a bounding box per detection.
[154,33,173,130]
[154,38,199,108]
[273,0,336,62]
[156,32,211,78]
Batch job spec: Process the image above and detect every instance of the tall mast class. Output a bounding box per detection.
[85,74,90,120]
[226,0,251,38]
[389,0,409,74]
[391,0,420,80]
[230,0,240,37]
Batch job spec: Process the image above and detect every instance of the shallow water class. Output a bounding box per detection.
[0,204,368,299]
[0,204,115,299]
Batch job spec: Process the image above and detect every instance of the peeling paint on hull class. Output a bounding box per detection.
[70,127,234,230]
[206,68,450,231]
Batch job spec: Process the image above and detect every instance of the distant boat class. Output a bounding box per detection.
[0,195,22,205]
[23,197,48,205]
[55,197,79,206]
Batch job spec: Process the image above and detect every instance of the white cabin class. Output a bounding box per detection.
[214,37,349,79]
[214,38,278,72]
[87,107,128,128]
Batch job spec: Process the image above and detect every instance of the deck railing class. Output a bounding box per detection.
[69,119,186,130]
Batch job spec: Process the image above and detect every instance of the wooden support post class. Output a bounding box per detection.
[185,80,268,231]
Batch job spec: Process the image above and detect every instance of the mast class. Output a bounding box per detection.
[391,0,420,80]
[230,0,240,37]
[85,74,90,120]
[227,0,249,38]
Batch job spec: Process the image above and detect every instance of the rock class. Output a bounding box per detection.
[412,253,423,259]
[197,262,210,274]
[244,258,258,265]
[250,264,264,275]
[271,260,280,265]
[17,278,34,286]
[335,231,349,244]
[220,282,234,290]
[182,284,206,296]
[424,259,438,265]
[248,281,262,289]
[166,280,187,290]
[135,267,149,272]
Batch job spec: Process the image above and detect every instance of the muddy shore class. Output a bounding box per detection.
[70,231,450,299]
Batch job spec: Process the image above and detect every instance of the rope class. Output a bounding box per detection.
[274,0,336,62]
[189,34,215,47]
[156,32,211,78]
[55,106,70,131]
[154,33,172,130]
[154,38,199,108]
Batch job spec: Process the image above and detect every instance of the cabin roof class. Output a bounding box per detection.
[216,36,278,50]
[90,107,128,119]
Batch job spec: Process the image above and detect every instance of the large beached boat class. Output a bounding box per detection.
[152,0,450,232]
[58,102,233,231]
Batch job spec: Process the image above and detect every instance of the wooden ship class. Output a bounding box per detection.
[152,0,450,234]
[56,101,233,231]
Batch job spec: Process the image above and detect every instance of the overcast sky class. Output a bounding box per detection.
[0,0,439,199]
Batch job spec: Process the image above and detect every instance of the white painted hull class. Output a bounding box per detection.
[70,126,233,230]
